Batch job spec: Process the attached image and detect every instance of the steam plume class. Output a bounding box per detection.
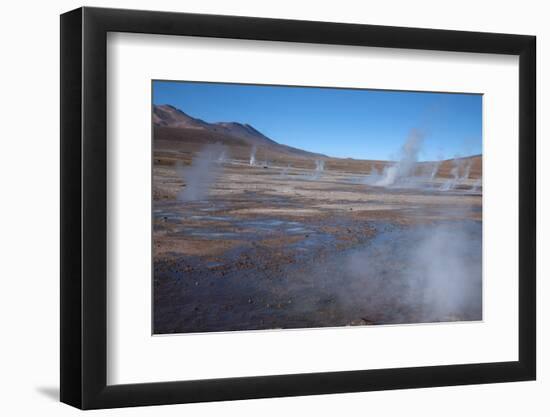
[177,143,227,202]
[311,159,325,179]
[430,162,440,179]
[441,157,471,191]
[345,221,482,323]
[249,146,257,166]
[375,129,424,187]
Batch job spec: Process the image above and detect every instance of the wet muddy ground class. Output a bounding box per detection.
[153,161,482,334]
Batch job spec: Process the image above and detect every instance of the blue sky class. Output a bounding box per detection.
[153,80,482,161]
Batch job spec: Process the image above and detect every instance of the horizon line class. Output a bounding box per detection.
[153,102,481,163]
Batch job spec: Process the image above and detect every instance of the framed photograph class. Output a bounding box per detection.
[60,7,536,409]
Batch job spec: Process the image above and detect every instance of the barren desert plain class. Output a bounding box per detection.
[152,104,482,334]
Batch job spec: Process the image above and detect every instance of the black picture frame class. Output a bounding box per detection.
[60,6,536,410]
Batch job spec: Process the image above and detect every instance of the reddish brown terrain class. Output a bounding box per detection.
[153,104,482,334]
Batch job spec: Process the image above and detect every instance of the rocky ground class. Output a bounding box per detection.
[153,158,482,334]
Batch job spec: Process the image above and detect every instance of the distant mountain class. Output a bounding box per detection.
[211,122,278,148]
[153,104,326,158]
[153,104,212,130]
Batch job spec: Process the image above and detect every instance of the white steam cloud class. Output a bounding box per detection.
[177,143,227,202]
[375,129,424,187]
[345,221,482,323]
[311,159,325,179]
[441,157,472,191]
[249,146,257,166]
